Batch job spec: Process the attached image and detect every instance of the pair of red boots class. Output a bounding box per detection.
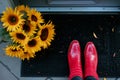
[68,40,99,80]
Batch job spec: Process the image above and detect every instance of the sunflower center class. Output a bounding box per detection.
[23,24,30,32]
[8,15,18,25]
[40,28,49,41]
[31,15,37,22]
[11,48,18,52]
[16,33,26,40]
[28,39,37,47]
[24,52,28,54]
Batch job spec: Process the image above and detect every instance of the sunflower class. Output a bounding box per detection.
[15,5,30,19]
[20,21,36,37]
[24,37,42,53]
[19,51,35,60]
[15,5,30,13]
[5,45,23,58]
[10,30,28,45]
[1,7,25,31]
[27,9,44,26]
[37,21,55,49]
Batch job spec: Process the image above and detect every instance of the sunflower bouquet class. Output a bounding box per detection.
[0,5,55,60]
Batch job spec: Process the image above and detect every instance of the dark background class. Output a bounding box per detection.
[21,14,120,77]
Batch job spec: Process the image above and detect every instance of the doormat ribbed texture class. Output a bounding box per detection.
[21,14,120,77]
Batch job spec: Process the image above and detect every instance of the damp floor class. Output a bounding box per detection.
[22,14,120,78]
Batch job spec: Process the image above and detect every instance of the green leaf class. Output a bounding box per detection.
[0,28,11,43]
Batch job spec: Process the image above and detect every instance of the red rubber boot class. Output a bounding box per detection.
[68,40,83,80]
[84,42,99,80]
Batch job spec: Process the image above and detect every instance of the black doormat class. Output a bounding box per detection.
[21,14,120,77]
